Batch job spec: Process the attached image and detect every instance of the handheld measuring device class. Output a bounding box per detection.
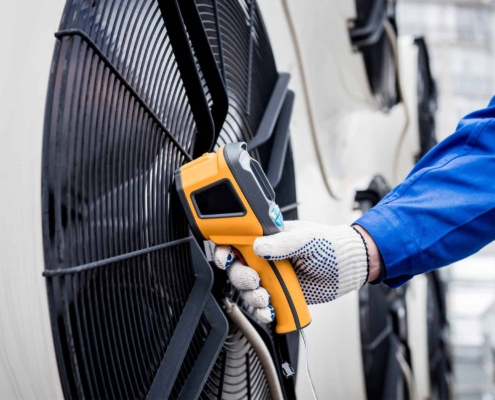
[175,142,311,333]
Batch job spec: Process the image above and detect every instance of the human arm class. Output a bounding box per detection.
[355,97,495,287]
[214,98,495,320]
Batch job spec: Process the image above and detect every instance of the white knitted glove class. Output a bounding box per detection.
[214,221,370,323]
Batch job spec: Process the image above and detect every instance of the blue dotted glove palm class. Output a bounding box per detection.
[214,221,369,323]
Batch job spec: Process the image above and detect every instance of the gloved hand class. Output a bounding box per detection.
[214,220,370,323]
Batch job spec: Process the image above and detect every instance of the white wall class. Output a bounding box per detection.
[0,2,65,399]
[259,1,421,398]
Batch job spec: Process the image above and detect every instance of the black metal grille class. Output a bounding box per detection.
[197,0,278,160]
[200,325,270,400]
[43,0,297,398]
[363,33,398,111]
[43,25,196,397]
[350,0,399,111]
[274,142,298,220]
[42,0,227,398]
[414,37,437,160]
[355,176,413,400]
[170,315,212,399]
[43,31,192,269]
[51,243,194,399]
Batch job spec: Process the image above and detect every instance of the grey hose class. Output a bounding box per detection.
[396,343,416,400]
[383,19,411,185]
[281,0,340,200]
[222,299,284,400]
[281,1,410,195]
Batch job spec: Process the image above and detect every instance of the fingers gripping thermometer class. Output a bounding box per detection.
[175,142,311,334]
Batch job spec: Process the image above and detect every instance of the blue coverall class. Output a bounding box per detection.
[355,97,495,288]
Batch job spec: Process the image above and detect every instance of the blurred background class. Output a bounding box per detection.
[398,1,495,398]
[398,0,495,140]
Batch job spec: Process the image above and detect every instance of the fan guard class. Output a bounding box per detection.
[42,0,299,399]
[349,0,400,111]
[414,36,438,161]
[355,176,413,400]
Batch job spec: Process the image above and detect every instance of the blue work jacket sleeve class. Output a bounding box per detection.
[354,96,495,288]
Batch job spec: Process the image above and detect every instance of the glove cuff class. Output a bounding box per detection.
[331,226,369,295]
[352,227,370,285]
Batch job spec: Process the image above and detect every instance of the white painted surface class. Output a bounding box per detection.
[406,275,431,400]
[0,2,65,399]
[258,1,423,398]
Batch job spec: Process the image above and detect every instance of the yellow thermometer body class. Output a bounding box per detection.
[175,142,311,333]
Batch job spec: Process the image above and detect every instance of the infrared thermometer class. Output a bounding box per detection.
[175,142,311,333]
